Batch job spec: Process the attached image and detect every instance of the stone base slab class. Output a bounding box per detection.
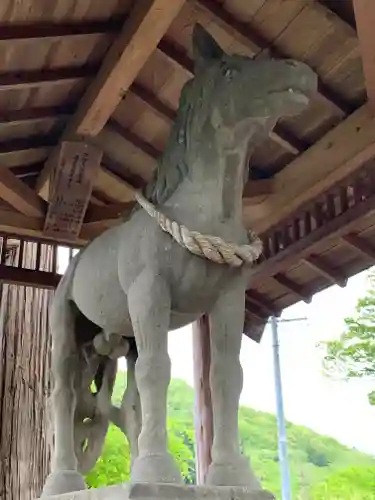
[37,483,275,500]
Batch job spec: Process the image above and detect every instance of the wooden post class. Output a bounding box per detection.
[0,240,55,499]
[192,314,214,485]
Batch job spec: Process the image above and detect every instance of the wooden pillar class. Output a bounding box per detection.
[0,241,55,499]
[192,314,214,485]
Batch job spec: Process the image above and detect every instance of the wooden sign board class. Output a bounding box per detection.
[43,141,102,241]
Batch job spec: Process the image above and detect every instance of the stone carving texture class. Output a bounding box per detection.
[40,24,317,497]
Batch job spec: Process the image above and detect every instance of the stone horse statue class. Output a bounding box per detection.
[42,24,317,496]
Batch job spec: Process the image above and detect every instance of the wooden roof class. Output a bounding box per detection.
[0,0,375,338]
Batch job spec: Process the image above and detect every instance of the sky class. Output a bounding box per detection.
[167,270,375,456]
[58,248,375,455]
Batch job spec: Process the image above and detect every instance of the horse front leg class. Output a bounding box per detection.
[206,279,260,489]
[126,270,182,483]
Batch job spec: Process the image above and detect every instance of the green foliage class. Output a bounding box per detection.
[310,466,375,500]
[86,424,131,488]
[322,270,375,405]
[86,376,375,499]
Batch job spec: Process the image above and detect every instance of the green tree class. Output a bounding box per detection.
[309,465,375,500]
[86,377,375,498]
[322,270,375,405]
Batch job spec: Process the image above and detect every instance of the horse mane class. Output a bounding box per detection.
[142,66,220,207]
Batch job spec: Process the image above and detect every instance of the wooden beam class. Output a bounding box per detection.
[246,104,375,234]
[0,208,102,244]
[43,142,102,241]
[0,135,57,155]
[0,168,46,217]
[303,255,347,288]
[0,264,60,289]
[0,104,75,124]
[108,120,161,160]
[0,66,96,89]
[85,202,135,223]
[243,312,268,343]
[65,0,186,137]
[243,179,274,205]
[353,0,375,114]
[192,315,213,485]
[250,180,375,286]
[341,233,375,261]
[0,18,122,40]
[36,0,186,198]
[246,290,279,317]
[94,167,136,204]
[273,273,312,304]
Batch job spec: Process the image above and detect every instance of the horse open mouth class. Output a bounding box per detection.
[269,87,311,106]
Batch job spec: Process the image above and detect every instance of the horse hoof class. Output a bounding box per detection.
[206,457,261,489]
[131,452,183,484]
[40,470,86,497]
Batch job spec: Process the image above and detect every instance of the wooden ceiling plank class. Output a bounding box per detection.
[246,104,375,234]
[273,273,312,304]
[0,66,96,89]
[246,289,279,316]
[36,0,186,200]
[197,0,351,115]
[0,168,46,218]
[303,254,347,288]
[353,0,375,114]
[108,119,161,160]
[341,232,375,261]
[43,141,102,241]
[0,105,75,124]
[250,176,375,286]
[64,0,186,138]
[0,19,122,40]
[0,135,57,155]
[85,202,134,224]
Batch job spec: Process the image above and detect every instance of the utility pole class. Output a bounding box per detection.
[270,315,307,500]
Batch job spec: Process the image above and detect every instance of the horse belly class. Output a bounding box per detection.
[71,227,132,335]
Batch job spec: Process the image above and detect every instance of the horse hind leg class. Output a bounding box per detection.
[41,288,86,496]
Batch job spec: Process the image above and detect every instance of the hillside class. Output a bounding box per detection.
[86,375,375,499]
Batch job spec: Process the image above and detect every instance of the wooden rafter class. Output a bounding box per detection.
[0,66,96,89]
[36,0,186,200]
[65,0,186,138]
[353,0,375,114]
[303,255,347,288]
[272,273,312,304]
[246,104,375,234]
[341,233,375,261]
[0,18,122,40]
[0,168,46,217]
[250,174,375,287]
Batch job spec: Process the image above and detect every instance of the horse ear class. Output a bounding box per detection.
[192,24,224,72]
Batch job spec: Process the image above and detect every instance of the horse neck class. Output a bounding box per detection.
[171,121,261,223]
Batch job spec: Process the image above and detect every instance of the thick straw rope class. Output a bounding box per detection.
[135,192,262,267]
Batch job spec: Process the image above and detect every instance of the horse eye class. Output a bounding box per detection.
[224,67,234,81]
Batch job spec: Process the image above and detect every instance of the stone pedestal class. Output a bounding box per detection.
[37,483,275,500]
